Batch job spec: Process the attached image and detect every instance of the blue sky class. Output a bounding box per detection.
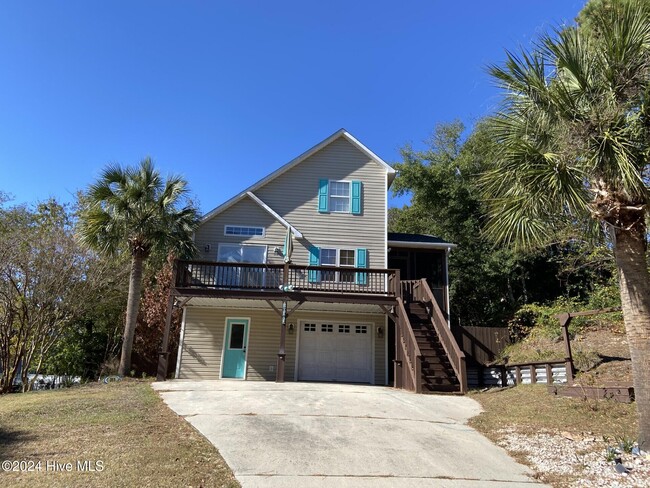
[1,1,586,213]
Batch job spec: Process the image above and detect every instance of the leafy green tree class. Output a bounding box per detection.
[391,122,573,327]
[43,253,129,379]
[0,199,95,392]
[483,0,650,445]
[77,159,200,376]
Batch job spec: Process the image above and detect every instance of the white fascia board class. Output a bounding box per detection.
[387,240,457,250]
[246,192,303,238]
[201,128,396,223]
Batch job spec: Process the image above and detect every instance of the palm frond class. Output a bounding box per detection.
[483,1,650,249]
[77,158,200,260]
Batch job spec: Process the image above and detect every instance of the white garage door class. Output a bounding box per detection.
[298,322,372,383]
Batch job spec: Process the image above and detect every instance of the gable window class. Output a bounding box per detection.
[318,180,362,214]
[224,225,265,237]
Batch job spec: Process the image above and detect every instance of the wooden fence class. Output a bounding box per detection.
[452,325,510,366]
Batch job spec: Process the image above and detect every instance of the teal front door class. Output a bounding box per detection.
[222,319,249,379]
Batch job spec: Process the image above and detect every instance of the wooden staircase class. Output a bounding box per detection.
[406,301,461,393]
[394,279,467,394]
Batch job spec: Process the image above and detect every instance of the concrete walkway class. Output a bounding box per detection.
[152,381,546,488]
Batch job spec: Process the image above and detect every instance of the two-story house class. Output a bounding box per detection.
[157,129,467,393]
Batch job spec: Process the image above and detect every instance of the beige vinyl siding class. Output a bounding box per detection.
[178,307,297,380]
[179,307,386,385]
[245,310,297,380]
[196,136,388,269]
[254,137,387,269]
[194,197,288,264]
[181,135,390,384]
[177,307,226,379]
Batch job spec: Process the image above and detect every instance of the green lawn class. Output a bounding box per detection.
[0,380,239,488]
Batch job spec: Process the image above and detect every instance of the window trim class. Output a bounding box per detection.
[320,247,356,282]
[328,180,351,213]
[224,225,265,237]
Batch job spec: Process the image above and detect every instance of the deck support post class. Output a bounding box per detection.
[276,264,290,383]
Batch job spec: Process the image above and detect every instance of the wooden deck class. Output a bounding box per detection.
[173,259,399,305]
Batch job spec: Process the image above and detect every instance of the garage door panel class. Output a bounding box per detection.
[298,321,372,383]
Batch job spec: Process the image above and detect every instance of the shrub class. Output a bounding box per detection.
[507,297,583,342]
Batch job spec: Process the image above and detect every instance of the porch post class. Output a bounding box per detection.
[276,300,287,382]
[276,263,289,382]
[156,261,178,381]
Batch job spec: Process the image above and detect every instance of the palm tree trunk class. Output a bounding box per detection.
[118,255,145,376]
[614,228,650,448]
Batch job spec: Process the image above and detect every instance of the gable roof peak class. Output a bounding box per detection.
[201,128,395,222]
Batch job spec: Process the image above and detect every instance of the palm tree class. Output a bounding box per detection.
[78,158,199,376]
[482,0,650,445]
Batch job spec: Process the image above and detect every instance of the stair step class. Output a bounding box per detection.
[421,384,462,394]
[423,373,457,381]
[423,356,451,366]
[417,346,445,354]
[401,300,464,395]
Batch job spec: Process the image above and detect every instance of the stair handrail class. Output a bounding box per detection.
[416,279,468,393]
[395,296,423,393]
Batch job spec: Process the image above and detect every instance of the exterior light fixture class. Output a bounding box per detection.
[288,323,295,334]
[377,326,384,338]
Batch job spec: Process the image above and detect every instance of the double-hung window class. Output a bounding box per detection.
[321,248,355,282]
[308,246,368,285]
[329,181,350,213]
[318,180,362,214]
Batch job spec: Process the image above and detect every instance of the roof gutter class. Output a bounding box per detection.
[387,240,457,250]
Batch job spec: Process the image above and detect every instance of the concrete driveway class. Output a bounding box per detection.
[152,381,546,488]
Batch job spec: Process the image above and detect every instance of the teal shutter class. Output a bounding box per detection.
[355,248,367,285]
[318,180,329,213]
[351,181,362,215]
[308,246,321,283]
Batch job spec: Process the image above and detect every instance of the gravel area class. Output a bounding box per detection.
[496,429,649,487]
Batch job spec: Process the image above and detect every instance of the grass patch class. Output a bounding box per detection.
[0,380,239,488]
[469,385,637,438]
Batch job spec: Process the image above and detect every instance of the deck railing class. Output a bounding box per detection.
[175,260,398,296]
[403,278,468,393]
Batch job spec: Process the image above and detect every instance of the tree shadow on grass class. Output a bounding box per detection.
[599,354,630,363]
[0,427,36,458]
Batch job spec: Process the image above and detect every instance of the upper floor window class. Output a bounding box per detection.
[329,181,350,213]
[224,225,265,237]
[321,248,356,282]
[318,180,362,215]
[308,246,368,285]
